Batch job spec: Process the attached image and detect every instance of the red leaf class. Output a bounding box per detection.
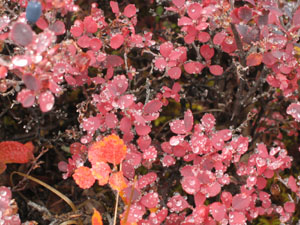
[209,65,223,76]
[246,53,262,66]
[0,141,34,174]
[110,34,124,49]
[123,4,136,18]
[73,166,95,189]
[92,209,103,225]
[200,44,214,60]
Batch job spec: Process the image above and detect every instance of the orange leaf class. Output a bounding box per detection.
[73,166,95,189]
[109,171,128,192]
[0,141,34,174]
[91,162,111,186]
[88,134,127,166]
[246,53,262,67]
[92,208,103,225]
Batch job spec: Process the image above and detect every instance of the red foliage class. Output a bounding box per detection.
[3,0,300,224]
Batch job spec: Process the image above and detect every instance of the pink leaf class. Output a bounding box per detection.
[210,202,226,221]
[77,35,91,48]
[17,89,35,108]
[39,91,54,112]
[167,195,190,212]
[238,6,252,23]
[246,53,262,66]
[168,67,181,79]
[155,57,167,71]
[123,4,136,18]
[143,146,157,160]
[228,212,246,225]
[10,22,33,46]
[209,65,223,76]
[110,34,124,49]
[0,66,7,79]
[82,116,101,132]
[49,20,65,35]
[144,99,163,114]
[288,176,298,192]
[137,135,151,150]
[160,42,173,57]
[110,1,119,14]
[141,192,159,208]
[161,155,176,167]
[135,124,151,136]
[120,116,131,133]
[184,61,204,74]
[232,193,250,210]
[201,113,215,132]
[198,31,210,43]
[184,109,193,132]
[83,16,98,33]
[284,202,295,213]
[181,176,200,194]
[200,44,214,60]
[172,0,185,8]
[170,120,186,134]
[138,172,157,189]
[287,103,300,122]
[178,16,193,26]
[187,3,202,20]
[105,113,118,129]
